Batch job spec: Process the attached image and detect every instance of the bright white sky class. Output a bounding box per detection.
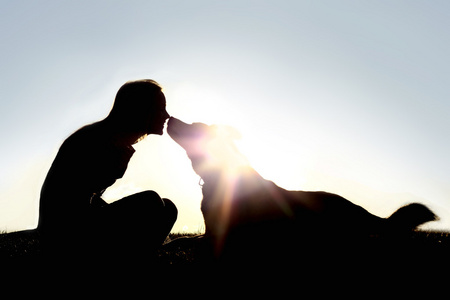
[1,1,449,232]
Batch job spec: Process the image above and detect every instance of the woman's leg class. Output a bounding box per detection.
[92,190,177,259]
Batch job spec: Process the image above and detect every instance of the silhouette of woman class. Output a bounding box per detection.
[38,79,177,261]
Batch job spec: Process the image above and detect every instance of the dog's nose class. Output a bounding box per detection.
[167,116,177,128]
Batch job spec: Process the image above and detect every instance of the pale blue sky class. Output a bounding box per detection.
[1,1,449,232]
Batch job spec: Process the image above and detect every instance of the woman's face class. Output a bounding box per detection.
[145,91,170,135]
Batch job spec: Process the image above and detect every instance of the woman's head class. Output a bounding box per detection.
[107,79,170,137]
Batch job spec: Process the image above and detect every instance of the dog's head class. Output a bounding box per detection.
[167,117,248,182]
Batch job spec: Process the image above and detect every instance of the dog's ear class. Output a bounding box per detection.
[212,125,242,140]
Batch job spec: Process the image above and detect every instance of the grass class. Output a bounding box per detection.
[2,230,446,293]
[1,229,450,266]
[0,230,40,258]
[0,229,207,260]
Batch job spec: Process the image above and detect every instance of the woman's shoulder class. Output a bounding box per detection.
[64,121,107,146]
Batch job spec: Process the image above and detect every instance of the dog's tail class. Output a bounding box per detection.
[387,203,438,230]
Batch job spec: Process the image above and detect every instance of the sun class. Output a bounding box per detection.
[165,81,312,190]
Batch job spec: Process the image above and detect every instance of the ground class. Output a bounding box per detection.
[1,229,449,265]
[3,230,447,294]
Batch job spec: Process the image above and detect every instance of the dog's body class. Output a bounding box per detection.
[168,117,437,257]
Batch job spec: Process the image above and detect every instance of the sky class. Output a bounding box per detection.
[1,1,449,233]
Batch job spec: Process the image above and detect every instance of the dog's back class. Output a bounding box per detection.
[201,167,438,258]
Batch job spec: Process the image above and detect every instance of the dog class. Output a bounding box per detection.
[167,117,438,259]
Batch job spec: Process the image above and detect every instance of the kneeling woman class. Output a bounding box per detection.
[38,80,177,261]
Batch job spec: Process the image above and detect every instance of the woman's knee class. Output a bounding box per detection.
[128,190,161,202]
[112,191,177,225]
[122,190,164,209]
[126,191,177,215]
[162,198,178,221]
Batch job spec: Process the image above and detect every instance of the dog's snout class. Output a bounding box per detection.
[168,117,190,129]
[167,117,180,130]
[167,117,189,140]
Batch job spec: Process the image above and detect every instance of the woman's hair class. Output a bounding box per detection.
[107,79,163,130]
[109,79,162,117]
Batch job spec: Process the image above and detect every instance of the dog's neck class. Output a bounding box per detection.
[200,165,264,198]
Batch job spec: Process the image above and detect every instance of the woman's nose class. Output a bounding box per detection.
[163,110,170,120]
